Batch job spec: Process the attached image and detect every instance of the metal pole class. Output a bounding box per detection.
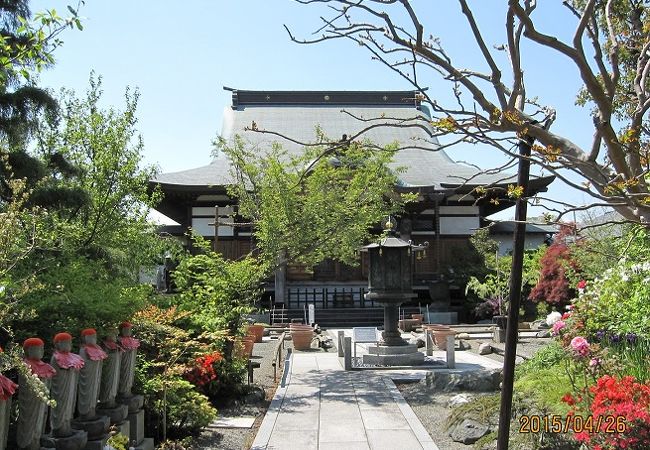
[497,137,532,450]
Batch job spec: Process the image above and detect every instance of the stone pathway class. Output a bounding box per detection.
[251,350,440,450]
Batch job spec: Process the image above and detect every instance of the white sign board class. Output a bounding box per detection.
[352,327,379,358]
[353,327,378,343]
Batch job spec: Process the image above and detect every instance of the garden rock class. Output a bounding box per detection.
[457,332,471,340]
[244,387,265,404]
[479,343,492,355]
[458,340,471,350]
[536,330,551,338]
[447,393,471,407]
[449,418,491,444]
[408,335,425,348]
[430,368,502,392]
[531,319,549,329]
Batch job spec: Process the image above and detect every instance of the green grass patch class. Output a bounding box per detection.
[514,341,573,415]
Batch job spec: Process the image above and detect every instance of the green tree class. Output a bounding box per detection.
[222,135,410,269]
[6,77,171,341]
[0,1,83,345]
[33,75,165,275]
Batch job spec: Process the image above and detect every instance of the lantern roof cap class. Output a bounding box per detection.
[361,235,427,250]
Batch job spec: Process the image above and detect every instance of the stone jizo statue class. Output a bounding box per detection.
[117,322,140,400]
[17,338,55,450]
[99,329,122,408]
[50,332,84,437]
[77,328,107,420]
[0,346,18,450]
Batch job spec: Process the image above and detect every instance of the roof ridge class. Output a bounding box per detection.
[226,88,424,108]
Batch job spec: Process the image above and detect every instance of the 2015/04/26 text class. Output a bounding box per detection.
[518,415,626,434]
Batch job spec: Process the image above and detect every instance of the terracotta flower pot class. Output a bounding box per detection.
[433,328,456,350]
[289,324,312,332]
[291,330,314,350]
[247,324,265,343]
[411,314,424,323]
[235,337,255,359]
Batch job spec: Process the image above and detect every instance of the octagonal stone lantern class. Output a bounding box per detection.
[361,219,427,365]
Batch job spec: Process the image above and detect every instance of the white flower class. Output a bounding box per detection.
[546,311,562,326]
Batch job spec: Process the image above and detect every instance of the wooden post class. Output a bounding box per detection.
[212,206,219,252]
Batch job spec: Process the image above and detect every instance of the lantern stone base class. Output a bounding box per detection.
[362,344,425,366]
[40,429,88,450]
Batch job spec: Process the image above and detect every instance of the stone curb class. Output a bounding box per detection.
[250,350,294,449]
[383,377,441,450]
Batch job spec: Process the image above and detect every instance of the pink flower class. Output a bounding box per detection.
[570,336,590,357]
[589,358,601,368]
[577,280,587,290]
[551,320,566,335]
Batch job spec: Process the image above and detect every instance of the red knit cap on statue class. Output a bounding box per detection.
[81,328,96,337]
[120,322,132,329]
[23,337,45,349]
[53,332,72,343]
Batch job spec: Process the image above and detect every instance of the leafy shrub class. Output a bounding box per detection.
[574,261,650,339]
[106,432,129,450]
[173,241,263,339]
[11,256,149,343]
[141,375,217,437]
[133,305,222,439]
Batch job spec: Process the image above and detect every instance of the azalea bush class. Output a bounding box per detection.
[133,305,220,440]
[563,375,650,450]
[574,261,650,340]
[551,294,650,449]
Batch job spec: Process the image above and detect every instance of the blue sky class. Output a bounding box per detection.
[34,0,599,221]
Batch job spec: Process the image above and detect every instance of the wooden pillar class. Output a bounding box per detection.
[212,206,219,253]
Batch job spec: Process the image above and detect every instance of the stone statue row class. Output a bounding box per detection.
[0,322,153,450]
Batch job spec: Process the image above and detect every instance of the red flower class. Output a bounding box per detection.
[185,351,223,388]
[562,393,576,406]
[570,375,650,449]
[577,280,587,290]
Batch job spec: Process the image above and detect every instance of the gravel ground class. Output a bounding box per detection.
[191,333,293,450]
[397,333,553,450]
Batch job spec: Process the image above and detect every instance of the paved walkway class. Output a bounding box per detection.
[251,349,440,450]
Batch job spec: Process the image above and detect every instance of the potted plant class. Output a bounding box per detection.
[246,323,266,343]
